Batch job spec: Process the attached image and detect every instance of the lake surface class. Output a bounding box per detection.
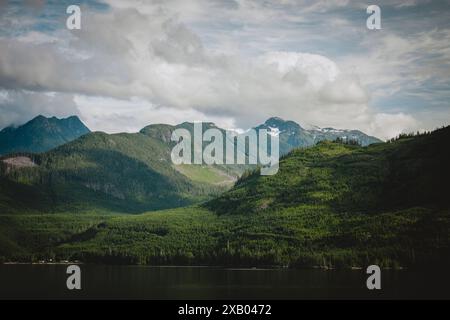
[0,265,449,299]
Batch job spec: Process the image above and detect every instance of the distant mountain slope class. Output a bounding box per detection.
[0,115,90,155]
[140,121,250,178]
[256,117,382,155]
[141,117,381,167]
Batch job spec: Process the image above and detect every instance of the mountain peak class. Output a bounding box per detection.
[0,115,90,155]
[251,117,382,154]
[27,114,49,125]
[262,117,302,131]
[30,114,82,122]
[265,116,285,123]
[33,115,47,120]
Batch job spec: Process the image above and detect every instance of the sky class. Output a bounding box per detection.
[0,0,449,140]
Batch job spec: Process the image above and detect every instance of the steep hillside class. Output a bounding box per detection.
[0,115,90,155]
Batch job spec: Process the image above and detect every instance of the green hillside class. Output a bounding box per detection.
[208,126,450,214]
[0,131,226,214]
[1,126,449,268]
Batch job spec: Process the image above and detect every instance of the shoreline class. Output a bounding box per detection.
[0,262,406,270]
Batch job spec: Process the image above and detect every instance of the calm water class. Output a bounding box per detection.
[0,265,449,300]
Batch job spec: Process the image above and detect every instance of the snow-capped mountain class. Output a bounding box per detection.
[255,117,382,155]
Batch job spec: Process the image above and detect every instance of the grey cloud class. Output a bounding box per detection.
[0,90,80,129]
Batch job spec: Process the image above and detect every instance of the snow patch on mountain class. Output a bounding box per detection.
[268,126,280,137]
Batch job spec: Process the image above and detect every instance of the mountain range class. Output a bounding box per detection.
[0,115,381,156]
[256,117,381,154]
[0,115,382,214]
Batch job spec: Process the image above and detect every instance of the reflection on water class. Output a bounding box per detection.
[0,265,448,299]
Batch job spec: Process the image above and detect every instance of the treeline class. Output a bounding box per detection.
[386,126,450,143]
[333,137,361,146]
[4,242,450,270]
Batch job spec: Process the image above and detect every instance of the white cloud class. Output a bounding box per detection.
[74,95,239,133]
[340,29,450,99]
[370,113,419,140]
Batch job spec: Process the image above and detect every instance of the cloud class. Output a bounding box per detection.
[74,95,239,133]
[0,6,372,129]
[370,112,419,140]
[340,29,450,99]
[0,90,80,128]
[0,0,449,140]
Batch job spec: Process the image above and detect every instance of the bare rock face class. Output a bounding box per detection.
[1,156,37,174]
[2,156,37,168]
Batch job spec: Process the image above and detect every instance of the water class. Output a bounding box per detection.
[0,265,448,300]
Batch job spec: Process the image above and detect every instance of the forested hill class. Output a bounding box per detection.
[0,131,227,214]
[207,125,450,215]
